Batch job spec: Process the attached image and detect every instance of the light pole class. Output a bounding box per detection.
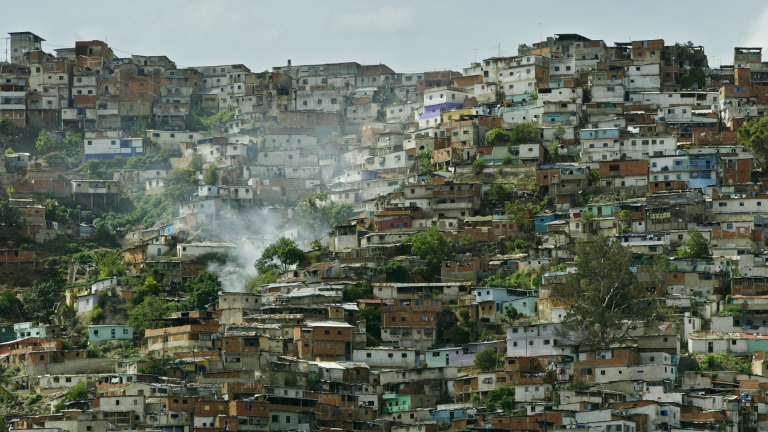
[192,346,198,381]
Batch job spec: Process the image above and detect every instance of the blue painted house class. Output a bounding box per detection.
[84,137,144,161]
[687,153,720,191]
[535,213,568,232]
[579,128,619,140]
[429,404,475,426]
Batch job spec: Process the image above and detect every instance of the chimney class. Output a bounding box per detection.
[288,60,291,67]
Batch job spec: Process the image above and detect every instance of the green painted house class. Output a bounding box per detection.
[382,394,412,413]
[0,326,15,342]
[89,325,133,343]
[501,295,539,318]
[584,204,614,217]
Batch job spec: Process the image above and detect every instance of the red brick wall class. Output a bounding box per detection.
[377,216,412,231]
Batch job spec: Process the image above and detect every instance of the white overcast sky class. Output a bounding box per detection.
[3,0,768,72]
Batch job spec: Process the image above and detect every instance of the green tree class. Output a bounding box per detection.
[738,116,768,164]
[487,183,510,203]
[126,295,168,338]
[679,66,706,89]
[93,221,117,247]
[719,305,742,316]
[200,110,236,129]
[565,378,591,391]
[162,168,197,203]
[188,152,204,172]
[35,130,56,152]
[511,121,541,144]
[502,305,522,324]
[580,210,598,237]
[385,261,408,283]
[65,380,89,401]
[678,229,711,259]
[474,348,503,372]
[693,353,751,374]
[131,118,149,136]
[485,386,515,413]
[62,131,83,149]
[255,237,305,274]
[360,306,381,340]
[342,283,372,302]
[485,270,536,290]
[203,165,219,185]
[458,233,477,249]
[406,226,453,276]
[472,159,484,174]
[450,325,470,345]
[25,281,62,324]
[245,269,279,292]
[92,251,125,279]
[185,271,222,310]
[504,201,539,233]
[0,197,22,242]
[297,192,354,237]
[619,210,632,233]
[132,276,164,306]
[507,239,530,254]
[0,118,15,136]
[417,149,433,176]
[0,291,23,321]
[551,236,668,348]
[486,129,512,145]
[671,41,705,69]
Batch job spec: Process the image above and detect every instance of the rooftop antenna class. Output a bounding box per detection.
[473,48,478,62]
[498,42,501,58]
[539,23,543,47]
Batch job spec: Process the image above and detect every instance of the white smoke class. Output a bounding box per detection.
[196,206,329,292]
[745,6,768,55]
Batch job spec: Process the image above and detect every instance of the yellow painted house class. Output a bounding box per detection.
[441,107,477,123]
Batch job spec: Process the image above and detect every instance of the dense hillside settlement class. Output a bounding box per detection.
[1,32,768,431]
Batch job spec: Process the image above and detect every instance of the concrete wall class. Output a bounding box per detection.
[27,358,118,382]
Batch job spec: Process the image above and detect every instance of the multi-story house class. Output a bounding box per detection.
[381,298,445,351]
[144,311,221,357]
[295,321,354,361]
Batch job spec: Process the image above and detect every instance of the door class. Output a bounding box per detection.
[708,342,714,353]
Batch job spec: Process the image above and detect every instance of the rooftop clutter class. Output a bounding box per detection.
[1,31,768,432]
